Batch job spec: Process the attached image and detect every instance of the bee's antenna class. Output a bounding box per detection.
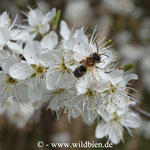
[96,41,99,54]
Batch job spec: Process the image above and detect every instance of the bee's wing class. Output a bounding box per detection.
[63,49,86,64]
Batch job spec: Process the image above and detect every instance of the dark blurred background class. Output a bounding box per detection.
[0,0,150,150]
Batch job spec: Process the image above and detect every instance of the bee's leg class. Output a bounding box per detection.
[95,66,111,74]
[79,59,86,64]
[95,66,103,70]
[100,54,109,58]
[104,70,111,74]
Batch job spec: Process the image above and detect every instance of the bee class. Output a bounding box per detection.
[73,42,109,78]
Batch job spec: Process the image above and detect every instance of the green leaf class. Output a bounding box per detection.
[118,64,134,71]
[124,64,134,71]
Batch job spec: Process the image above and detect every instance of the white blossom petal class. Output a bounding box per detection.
[0,27,11,47]
[60,20,70,40]
[7,41,23,54]
[95,121,109,138]
[28,84,45,102]
[9,62,33,80]
[120,112,141,128]
[41,31,58,50]
[24,41,42,64]
[42,8,56,24]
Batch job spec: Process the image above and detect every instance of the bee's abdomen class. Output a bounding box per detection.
[73,65,87,78]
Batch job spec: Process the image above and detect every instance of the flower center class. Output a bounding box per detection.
[112,112,120,122]
[53,88,65,95]
[110,84,117,93]
[6,75,17,85]
[85,89,96,98]
[103,83,117,94]
[85,89,98,110]
[36,66,46,74]
[31,64,48,78]
[57,57,71,74]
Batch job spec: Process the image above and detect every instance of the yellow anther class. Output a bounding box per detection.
[7,88,10,92]
[8,19,11,22]
[64,108,67,114]
[32,103,36,107]
[94,107,98,111]
[127,100,130,103]
[98,39,112,49]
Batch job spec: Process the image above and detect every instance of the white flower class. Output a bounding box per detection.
[95,109,141,144]
[21,6,56,38]
[98,69,138,113]
[0,11,29,53]
[40,49,76,90]
[66,83,102,125]
[0,7,142,144]
[3,97,35,128]
[0,55,28,103]
[9,41,49,102]
[60,22,118,93]
[36,86,80,120]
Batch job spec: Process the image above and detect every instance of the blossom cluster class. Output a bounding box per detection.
[0,6,141,144]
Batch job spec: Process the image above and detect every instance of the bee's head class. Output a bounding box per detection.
[93,53,100,62]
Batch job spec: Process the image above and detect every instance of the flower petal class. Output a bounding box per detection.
[41,31,58,50]
[0,27,11,47]
[39,24,50,34]
[120,112,141,128]
[10,29,29,41]
[24,41,42,64]
[46,68,61,90]
[76,74,91,94]
[7,41,23,54]
[28,84,45,102]
[95,121,109,139]
[9,62,32,80]
[42,8,56,24]
[60,20,70,40]
[109,123,123,144]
